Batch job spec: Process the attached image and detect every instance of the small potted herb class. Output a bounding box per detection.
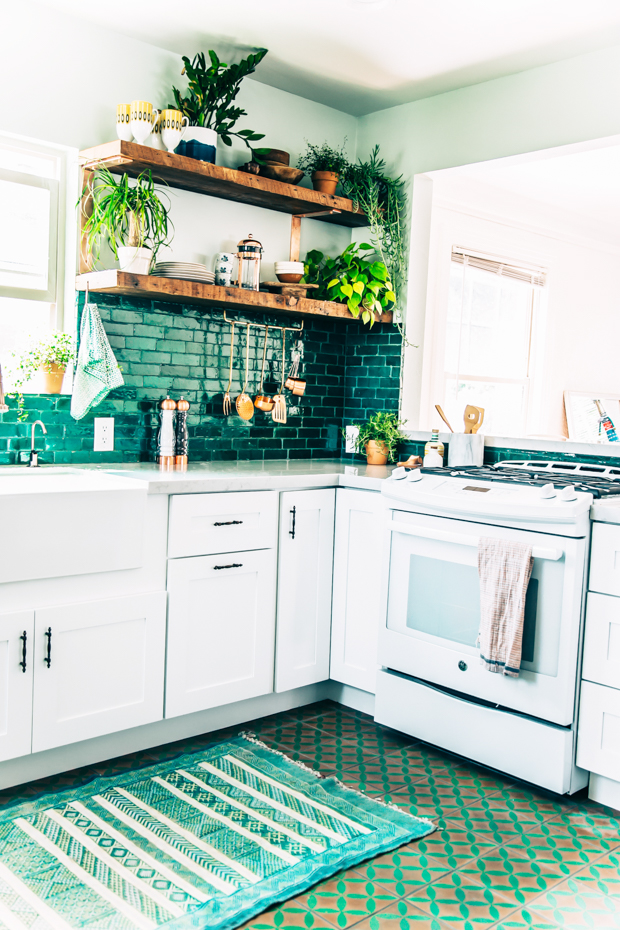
[347,411,406,465]
[171,48,268,163]
[297,141,349,195]
[9,331,76,418]
[81,167,172,274]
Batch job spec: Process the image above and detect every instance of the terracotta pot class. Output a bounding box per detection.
[311,170,339,195]
[41,363,65,394]
[365,440,389,465]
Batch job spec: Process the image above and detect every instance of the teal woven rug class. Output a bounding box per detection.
[0,735,434,930]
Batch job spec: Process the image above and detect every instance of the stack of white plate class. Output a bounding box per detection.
[152,261,215,283]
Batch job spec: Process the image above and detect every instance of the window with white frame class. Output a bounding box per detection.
[0,133,76,392]
[441,247,547,437]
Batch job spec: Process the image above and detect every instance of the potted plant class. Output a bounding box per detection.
[171,48,268,163]
[303,243,395,326]
[297,141,349,195]
[347,411,406,465]
[8,331,76,419]
[81,167,172,274]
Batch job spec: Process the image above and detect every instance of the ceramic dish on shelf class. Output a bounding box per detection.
[259,164,304,185]
[275,261,304,283]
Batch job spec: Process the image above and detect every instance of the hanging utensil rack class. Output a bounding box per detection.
[221,310,304,336]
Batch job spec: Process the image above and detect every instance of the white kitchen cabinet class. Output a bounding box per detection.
[166,551,276,717]
[0,611,34,762]
[582,592,620,690]
[32,592,166,753]
[275,489,335,693]
[589,523,620,597]
[168,491,278,558]
[330,489,383,693]
[576,680,620,779]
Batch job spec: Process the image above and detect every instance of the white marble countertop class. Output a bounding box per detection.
[590,498,620,524]
[84,458,394,494]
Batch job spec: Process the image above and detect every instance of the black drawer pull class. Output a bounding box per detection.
[289,506,296,539]
[213,520,243,527]
[44,627,52,668]
[214,563,243,570]
[19,631,27,673]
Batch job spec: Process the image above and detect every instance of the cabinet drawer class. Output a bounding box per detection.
[577,680,620,780]
[583,593,620,689]
[168,491,278,558]
[589,523,620,596]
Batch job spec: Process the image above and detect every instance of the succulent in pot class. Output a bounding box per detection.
[297,141,349,195]
[171,48,268,163]
[80,167,172,274]
[345,410,407,465]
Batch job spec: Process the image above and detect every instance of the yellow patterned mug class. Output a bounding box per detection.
[130,100,158,144]
[116,104,132,142]
[160,109,189,152]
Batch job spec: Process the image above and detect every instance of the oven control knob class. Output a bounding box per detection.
[559,485,577,501]
[405,468,423,482]
[458,660,468,671]
[391,466,408,480]
[539,483,556,499]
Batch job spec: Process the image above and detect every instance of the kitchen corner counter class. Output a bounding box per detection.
[91,459,394,494]
[590,498,620,524]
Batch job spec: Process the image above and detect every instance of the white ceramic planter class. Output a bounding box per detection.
[118,246,154,275]
[177,126,218,163]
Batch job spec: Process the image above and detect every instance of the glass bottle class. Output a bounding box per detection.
[423,428,444,467]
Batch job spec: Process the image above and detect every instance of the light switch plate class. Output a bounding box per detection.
[345,425,359,454]
[94,417,114,451]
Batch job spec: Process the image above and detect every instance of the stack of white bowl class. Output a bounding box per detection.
[152,261,215,283]
[274,261,305,283]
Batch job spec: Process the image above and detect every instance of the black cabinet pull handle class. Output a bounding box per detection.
[214,563,243,570]
[19,631,27,674]
[289,506,296,539]
[213,520,243,526]
[44,627,52,668]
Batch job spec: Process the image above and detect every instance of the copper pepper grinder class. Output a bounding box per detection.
[175,396,190,470]
[157,395,177,470]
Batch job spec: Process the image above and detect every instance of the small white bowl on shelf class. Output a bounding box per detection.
[275,260,305,284]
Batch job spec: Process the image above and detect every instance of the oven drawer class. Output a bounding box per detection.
[582,593,620,689]
[589,523,620,596]
[168,491,278,558]
[577,680,620,781]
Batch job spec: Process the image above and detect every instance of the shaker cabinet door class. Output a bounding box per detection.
[0,611,34,762]
[330,489,383,694]
[275,489,335,693]
[32,592,166,753]
[165,551,276,717]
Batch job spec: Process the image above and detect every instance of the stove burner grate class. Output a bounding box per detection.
[419,464,620,499]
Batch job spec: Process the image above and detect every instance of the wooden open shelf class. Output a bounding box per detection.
[79,141,368,228]
[75,271,392,324]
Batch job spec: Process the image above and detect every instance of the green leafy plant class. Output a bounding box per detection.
[341,145,408,331]
[171,49,267,148]
[347,410,406,463]
[8,331,76,420]
[303,243,395,326]
[80,167,172,266]
[297,140,349,176]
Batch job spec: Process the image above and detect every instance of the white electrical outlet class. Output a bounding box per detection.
[94,417,114,451]
[345,425,359,453]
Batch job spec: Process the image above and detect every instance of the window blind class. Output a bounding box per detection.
[452,246,547,287]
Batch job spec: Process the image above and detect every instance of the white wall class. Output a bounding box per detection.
[416,174,620,438]
[0,3,357,277]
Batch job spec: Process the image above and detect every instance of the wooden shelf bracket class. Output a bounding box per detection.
[289,210,341,262]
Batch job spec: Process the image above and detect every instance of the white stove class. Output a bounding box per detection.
[375,459,592,795]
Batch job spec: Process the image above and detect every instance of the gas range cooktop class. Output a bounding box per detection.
[420,460,620,499]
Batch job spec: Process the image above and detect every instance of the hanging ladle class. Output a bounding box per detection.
[254,326,275,412]
[235,323,255,420]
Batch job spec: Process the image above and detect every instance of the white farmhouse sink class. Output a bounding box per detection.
[0,467,148,583]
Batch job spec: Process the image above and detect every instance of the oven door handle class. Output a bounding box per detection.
[387,521,563,561]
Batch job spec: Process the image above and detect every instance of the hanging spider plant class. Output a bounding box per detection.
[80,167,173,269]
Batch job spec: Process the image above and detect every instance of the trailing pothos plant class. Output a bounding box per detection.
[171,48,267,149]
[80,167,172,265]
[341,146,408,332]
[346,410,407,463]
[303,243,395,326]
[8,331,76,421]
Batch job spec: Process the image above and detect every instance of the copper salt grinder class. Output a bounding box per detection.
[175,396,190,470]
[157,395,177,470]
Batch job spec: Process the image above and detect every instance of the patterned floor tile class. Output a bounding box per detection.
[342,726,419,757]
[256,726,379,775]
[338,758,439,797]
[556,852,620,899]
[544,808,620,845]
[442,805,543,843]
[298,869,399,928]
[307,712,385,744]
[494,909,561,930]
[406,871,517,929]
[354,844,452,896]
[239,900,334,929]
[479,788,574,825]
[350,899,455,930]
[521,820,615,854]
[413,773,515,808]
[459,848,566,905]
[529,882,620,928]
[382,746,454,782]
[413,821,499,870]
[501,832,606,877]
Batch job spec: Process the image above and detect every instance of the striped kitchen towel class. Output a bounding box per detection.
[477,537,534,678]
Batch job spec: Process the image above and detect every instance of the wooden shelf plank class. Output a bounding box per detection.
[79,141,368,228]
[75,271,393,324]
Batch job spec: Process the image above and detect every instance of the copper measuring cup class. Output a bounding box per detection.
[254,326,275,412]
[285,376,306,396]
